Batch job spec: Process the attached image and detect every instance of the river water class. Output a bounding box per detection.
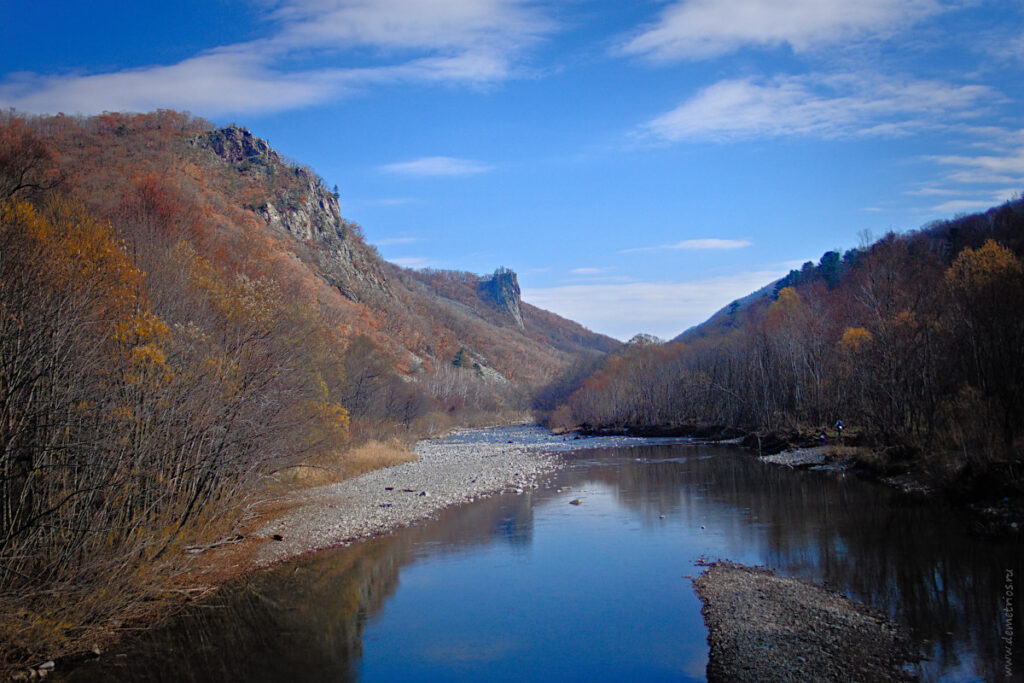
[61,429,1023,682]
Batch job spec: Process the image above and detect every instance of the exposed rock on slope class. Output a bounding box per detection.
[194,124,618,381]
[197,125,393,304]
[479,267,524,328]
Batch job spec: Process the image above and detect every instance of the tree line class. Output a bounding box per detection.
[538,199,1024,485]
[0,111,525,668]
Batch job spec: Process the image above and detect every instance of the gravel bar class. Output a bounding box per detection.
[251,427,547,566]
[693,561,918,682]
[252,425,697,567]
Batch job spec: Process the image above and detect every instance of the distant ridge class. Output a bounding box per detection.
[673,279,781,344]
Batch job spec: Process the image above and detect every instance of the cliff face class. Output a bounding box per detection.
[194,123,617,380]
[198,125,392,303]
[478,268,524,329]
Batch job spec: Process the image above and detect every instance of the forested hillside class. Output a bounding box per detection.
[540,198,1024,492]
[0,110,615,667]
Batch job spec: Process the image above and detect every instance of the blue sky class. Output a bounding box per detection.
[2,1,1022,340]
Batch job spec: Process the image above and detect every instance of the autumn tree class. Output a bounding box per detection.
[944,240,1024,449]
[0,119,61,200]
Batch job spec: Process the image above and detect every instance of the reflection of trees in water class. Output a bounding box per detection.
[60,492,539,683]
[567,445,1022,681]
[407,491,535,553]
[61,538,401,683]
[63,446,1020,682]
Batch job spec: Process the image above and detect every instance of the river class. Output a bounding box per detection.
[59,430,1023,681]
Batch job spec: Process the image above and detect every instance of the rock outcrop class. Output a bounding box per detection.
[197,125,392,303]
[478,268,524,329]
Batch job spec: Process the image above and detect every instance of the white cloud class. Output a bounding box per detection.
[642,73,992,142]
[523,269,788,341]
[388,256,434,268]
[905,186,959,197]
[569,267,612,275]
[918,139,1024,213]
[0,50,347,116]
[930,189,1021,214]
[621,0,945,61]
[621,238,752,253]
[379,156,495,176]
[273,0,553,53]
[0,0,553,115]
[929,146,1024,185]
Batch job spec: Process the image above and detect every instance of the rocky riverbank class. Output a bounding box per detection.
[247,425,688,568]
[251,426,562,567]
[693,561,919,682]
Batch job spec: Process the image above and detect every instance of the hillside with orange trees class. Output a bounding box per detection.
[0,110,616,668]
[538,197,1024,500]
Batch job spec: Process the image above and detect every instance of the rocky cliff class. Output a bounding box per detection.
[478,268,524,329]
[197,125,392,303]
[194,124,616,379]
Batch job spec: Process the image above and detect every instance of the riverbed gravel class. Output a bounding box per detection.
[693,561,918,682]
[251,425,686,567]
[251,427,552,566]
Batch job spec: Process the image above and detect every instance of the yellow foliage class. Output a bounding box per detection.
[313,399,351,437]
[945,239,1023,293]
[116,311,174,385]
[766,286,802,329]
[1,197,141,313]
[173,240,282,328]
[838,327,872,353]
[115,310,170,346]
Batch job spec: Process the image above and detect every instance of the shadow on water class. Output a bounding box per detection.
[59,443,1023,682]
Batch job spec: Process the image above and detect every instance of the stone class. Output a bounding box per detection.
[478,268,524,328]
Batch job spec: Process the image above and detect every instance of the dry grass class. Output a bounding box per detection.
[275,438,417,487]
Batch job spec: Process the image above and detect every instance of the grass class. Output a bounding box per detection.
[275,438,418,487]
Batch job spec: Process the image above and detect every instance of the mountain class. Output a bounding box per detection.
[1,110,624,665]
[673,279,780,344]
[542,195,1024,476]
[20,112,615,386]
[194,123,617,383]
[675,197,1024,347]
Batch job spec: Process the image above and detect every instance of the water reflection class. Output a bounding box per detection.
[60,444,1022,682]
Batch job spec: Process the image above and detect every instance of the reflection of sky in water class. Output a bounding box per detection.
[361,476,709,682]
[58,432,1024,683]
[361,445,1022,682]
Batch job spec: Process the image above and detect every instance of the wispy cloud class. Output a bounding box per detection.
[388,256,434,268]
[929,145,1024,186]
[379,156,495,177]
[0,0,554,115]
[569,267,613,275]
[272,0,553,54]
[641,73,993,142]
[620,0,946,61]
[0,50,343,115]
[523,268,788,341]
[929,189,1021,214]
[914,135,1024,213]
[621,238,752,253]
